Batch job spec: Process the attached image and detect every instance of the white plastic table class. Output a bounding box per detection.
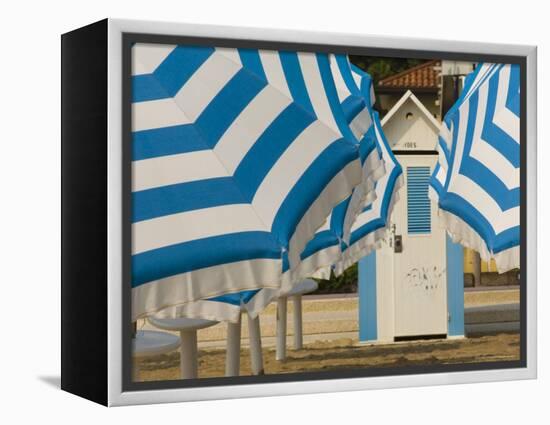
[276,278,319,361]
[148,317,217,379]
[132,330,181,381]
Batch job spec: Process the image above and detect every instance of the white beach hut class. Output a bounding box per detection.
[358,91,465,343]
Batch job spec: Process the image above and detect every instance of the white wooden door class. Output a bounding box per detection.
[391,154,448,338]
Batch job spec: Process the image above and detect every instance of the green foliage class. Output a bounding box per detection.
[314,263,358,294]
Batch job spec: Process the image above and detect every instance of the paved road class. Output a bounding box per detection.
[139,286,519,349]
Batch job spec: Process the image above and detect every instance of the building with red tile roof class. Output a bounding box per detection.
[378,60,441,92]
[375,60,442,119]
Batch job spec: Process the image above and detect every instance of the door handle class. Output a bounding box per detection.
[394,235,403,253]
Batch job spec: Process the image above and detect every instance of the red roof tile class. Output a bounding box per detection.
[378,60,441,90]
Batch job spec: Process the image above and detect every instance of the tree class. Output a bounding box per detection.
[315,263,359,294]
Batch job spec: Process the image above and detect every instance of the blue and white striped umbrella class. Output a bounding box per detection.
[281,61,388,283]
[131,44,378,321]
[334,112,404,275]
[278,56,386,287]
[429,63,520,272]
[145,54,386,322]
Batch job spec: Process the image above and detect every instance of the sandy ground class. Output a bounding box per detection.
[135,332,520,382]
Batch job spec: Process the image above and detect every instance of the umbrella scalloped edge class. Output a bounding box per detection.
[342,152,387,245]
[334,175,403,276]
[438,208,520,273]
[287,158,363,269]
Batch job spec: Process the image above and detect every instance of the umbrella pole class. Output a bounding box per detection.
[292,295,303,350]
[276,297,287,360]
[473,251,482,287]
[179,330,198,379]
[225,314,241,376]
[247,314,264,375]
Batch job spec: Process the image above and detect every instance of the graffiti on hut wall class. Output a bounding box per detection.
[404,266,445,292]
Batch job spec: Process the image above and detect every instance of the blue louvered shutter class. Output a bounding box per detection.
[407,166,431,234]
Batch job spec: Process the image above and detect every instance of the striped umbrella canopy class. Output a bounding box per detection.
[334,111,404,275]
[429,63,520,272]
[147,54,386,322]
[283,61,389,284]
[131,44,377,321]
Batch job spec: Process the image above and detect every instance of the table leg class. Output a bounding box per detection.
[179,330,198,379]
[276,297,287,360]
[292,295,303,350]
[247,314,264,375]
[225,313,241,377]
